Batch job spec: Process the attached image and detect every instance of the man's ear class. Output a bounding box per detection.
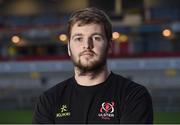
[67,42,71,56]
[108,40,113,54]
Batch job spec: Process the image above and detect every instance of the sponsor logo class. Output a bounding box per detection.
[98,101,115,120]
[56,105,71,118]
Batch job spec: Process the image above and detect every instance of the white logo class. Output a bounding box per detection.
[98,101,115,120]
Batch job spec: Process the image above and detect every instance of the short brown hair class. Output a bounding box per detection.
[67,7,112,42]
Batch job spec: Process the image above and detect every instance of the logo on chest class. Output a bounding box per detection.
[98,101,115,120]
[56,105,71,118]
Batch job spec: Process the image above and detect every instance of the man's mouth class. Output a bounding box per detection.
[80,50,95,57]
[82,52,94,56]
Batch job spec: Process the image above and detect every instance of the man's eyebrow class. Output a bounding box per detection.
[71,33,83,39]
[91,33,105,37]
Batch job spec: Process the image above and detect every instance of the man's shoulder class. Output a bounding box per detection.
[112,72,151,104]
[43,77,73,96]
[112,72,148,93]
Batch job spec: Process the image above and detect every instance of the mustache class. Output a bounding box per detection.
[79,50,96,56]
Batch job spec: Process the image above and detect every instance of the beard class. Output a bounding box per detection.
[70,47,108,73]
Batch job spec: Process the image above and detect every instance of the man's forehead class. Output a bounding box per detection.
[70,21,106,38]
[72,21,102,28]
[71,23,105,36]
[75,20,100,25]
[71,22,104,32]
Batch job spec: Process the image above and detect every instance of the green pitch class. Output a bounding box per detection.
[154,112,180,124]
[0,109,180,123]
[0,109,33,124]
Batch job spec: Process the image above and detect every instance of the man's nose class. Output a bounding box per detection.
[84,37,93,49]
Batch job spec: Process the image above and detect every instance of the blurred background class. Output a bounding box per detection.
[0,0,180,123]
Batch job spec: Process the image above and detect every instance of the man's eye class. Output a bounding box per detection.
[93,36,102,41]
[74,37,83,42]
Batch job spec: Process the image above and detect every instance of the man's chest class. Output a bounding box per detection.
[54,91,121,123]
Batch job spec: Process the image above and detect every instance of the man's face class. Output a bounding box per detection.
[68,22,109,71]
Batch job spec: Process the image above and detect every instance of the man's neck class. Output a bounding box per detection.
[74,65,110,86]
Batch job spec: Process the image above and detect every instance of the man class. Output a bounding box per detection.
[33,7,153,124]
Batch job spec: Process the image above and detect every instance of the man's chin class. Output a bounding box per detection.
[77,61,106,72]
[78,64,96,71]
[72,57,107,72]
